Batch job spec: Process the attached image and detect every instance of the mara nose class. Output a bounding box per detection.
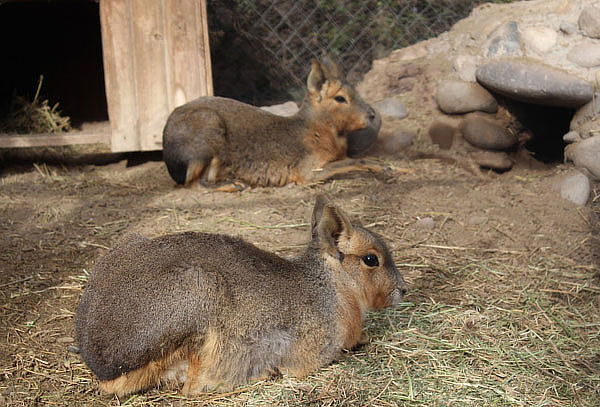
[400,286,408,297]
[368,108,376,122]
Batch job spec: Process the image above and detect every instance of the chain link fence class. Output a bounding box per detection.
[208,0,514,103]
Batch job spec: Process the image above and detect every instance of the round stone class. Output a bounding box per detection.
[564,135,600,180]
[571,94,600,131]
[453,55,480,82]
[558,171,591,206]
[579,6,600,39]
[435,80,498,114]
[567,43,600,68]
[486,21,522,57]
[571,95,600,127]
[461,113,517,151]
[521,26,557,54]
[559,21,578,35]
[563,130,582,143]
[471,150,513,171]
[476,58,594,108]
[578,120,600,139]
[416,217,435,229]
[375,129,416,155]
[428,120,456,150]
[373,97,408,119]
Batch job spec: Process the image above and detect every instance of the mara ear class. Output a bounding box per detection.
[307,59,326,96]
[311,195,353,257]
[310,194,329,239]
[320,55,342,79]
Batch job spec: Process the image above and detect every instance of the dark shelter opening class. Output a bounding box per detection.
[0,0,108,129]
[503,99,575,163]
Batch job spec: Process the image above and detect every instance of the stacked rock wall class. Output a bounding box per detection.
[357,0,599,191]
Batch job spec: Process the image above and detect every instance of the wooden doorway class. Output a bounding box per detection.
[0,0,213,152]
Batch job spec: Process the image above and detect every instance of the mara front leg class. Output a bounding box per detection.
[306,158,388,184]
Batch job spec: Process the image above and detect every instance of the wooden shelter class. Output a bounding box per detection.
[0,0,212,152]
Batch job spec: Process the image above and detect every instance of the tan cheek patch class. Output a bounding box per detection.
[364,272,395,309]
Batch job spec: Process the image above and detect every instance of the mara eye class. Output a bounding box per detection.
[362,254,379,267]
[334,95,347,103]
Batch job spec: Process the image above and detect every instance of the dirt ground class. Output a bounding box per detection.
[0,147,598,406]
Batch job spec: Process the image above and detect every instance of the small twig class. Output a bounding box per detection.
[492,224,517,242]
[33,75,44,104]
[418,243,523,255]
[80,241,111,250]
[219,217,309,230]
[0,275,34,288]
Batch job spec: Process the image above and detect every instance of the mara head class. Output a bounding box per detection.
[309,195,407,309]
[306,57,380,146]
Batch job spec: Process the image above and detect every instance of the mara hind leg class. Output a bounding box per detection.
[180,329,282,395]
[99,348,188,397]
[163,108,227,187]
[201,156,249,192]
[193,157,247,192]
[179,330,234,395]
[181,353,202,395]
[184,158,211,188]
[99,365,161,397]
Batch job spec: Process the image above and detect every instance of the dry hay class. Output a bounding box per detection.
[0,75,71,135]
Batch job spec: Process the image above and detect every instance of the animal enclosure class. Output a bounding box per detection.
[0,0,513,151]
[1,0,599,405]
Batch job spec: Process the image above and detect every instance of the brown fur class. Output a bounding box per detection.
[162,58,383,189]
[75,196,407,396]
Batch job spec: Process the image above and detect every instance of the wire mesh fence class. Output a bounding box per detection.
[215,0,514,98]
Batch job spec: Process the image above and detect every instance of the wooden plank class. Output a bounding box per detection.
[0,132,109,148]
[100,0,139,152]
[195,0,213,97]
[164,0,205,109]
[131,0,169,151]
[100,0,213,153]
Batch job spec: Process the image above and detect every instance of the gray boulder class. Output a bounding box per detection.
[461,113,518,151]
[476,58,594,108]
[435,80,498,114]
